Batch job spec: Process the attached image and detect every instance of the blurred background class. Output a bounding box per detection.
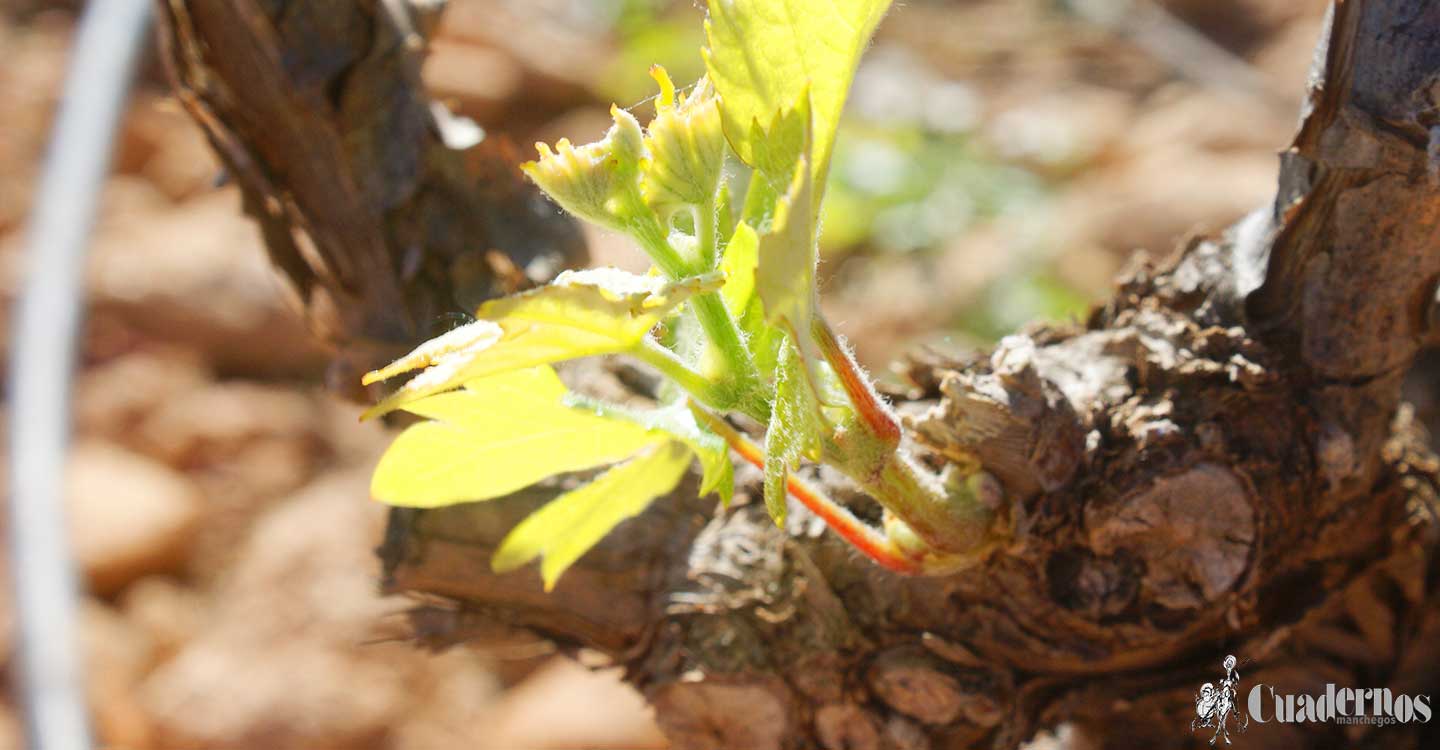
[0,0,1328,747]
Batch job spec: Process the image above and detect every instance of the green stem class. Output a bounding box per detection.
[697,199,719,271]
[691,292,766,416]
[631,209,765,419]
[635,338,726,407]
[630,215,689,279]
[688,197,762,408]
[862,450,993,555]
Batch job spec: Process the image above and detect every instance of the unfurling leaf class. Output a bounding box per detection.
[370,367,663,508]
[675,412,735,505]
[761,336,826,525]
[719,221,759,317]
[762,431,791,525]
[569,398,735,505]
[520,106,650,234]
[743,100,812,213]
[362,269,722,418]
[642,67,726,221]
[753,112,818,332]
[492,442,692,589]
[360,319,504,389]
[703,0,892,197]
[719,220,786,378]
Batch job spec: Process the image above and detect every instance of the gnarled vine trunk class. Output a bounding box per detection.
[158,1,1440,747]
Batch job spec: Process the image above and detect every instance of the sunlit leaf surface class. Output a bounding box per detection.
[371,367,663,507]
[565,398,736,505]
[754,143,817,332]
[720,221,759,317]
[362,270,721,418]
[641,66,726,219]
[704,0,892,193]
[492,442,692,589]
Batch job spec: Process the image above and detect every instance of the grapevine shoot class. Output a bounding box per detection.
[363,0,1005,588]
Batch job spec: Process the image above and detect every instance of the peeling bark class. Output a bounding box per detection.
[161,1,1440,748]
[153,0,584,396]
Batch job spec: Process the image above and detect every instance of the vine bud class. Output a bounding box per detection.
[521,106,649,234]
[642,66,726,219]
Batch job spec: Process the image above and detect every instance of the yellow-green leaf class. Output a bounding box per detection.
[370,367,663,507]
[746,97,812,198]
[641,67,726,220]
[359,318,504,390]
[703,0,892,195]
[720,221,759,317]
[754,136,817,331]
[362,269,721,418]
[719,218,787,380]
[492,442,692,589]
[735,95,811,256]
[567,397,735,505]
[762,430,790,525]
[520,105,650,234]
[761,335,825,525]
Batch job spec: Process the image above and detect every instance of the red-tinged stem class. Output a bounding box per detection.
[690,405,922,574]
[811,317,901,445]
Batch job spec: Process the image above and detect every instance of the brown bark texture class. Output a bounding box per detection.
[158,1,1440,748]
[153,0,585,398]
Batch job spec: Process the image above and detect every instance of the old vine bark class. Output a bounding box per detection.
[159,1,1440,748]
[153,0,585,397]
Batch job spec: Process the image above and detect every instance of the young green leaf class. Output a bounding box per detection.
[776,336,825,457]
[359,318,504,391]
[753,129,818,333]
[521,106,651,236]
[718,219,787,379]
[747,313,785,379]
[492,442,693,589]
[703,0,892,197]
[371,367,663,508]
[719,221,758,317]
[641,67,726,222]
[745,98,813,200]
[761,336,826,525]
[661,407,734,505]
[564,397,735,506]
[761,430,791,525]
[362,269,722,418]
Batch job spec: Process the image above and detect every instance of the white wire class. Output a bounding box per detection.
[8,2,152,749]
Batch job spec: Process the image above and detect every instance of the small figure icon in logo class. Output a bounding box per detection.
[1192,655,1248,745]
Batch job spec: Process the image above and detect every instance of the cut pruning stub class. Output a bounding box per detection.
[363,0,1005,587]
